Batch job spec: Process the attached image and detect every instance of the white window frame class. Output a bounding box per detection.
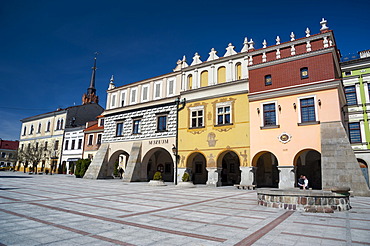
[154,81,162,100]
[121,90,127,107]
[215,101,232,125]
[96,134,102,145]
[111,93,117,108]
[88,134,94,145]
[189,106,204,128]
[260,101,278,127]
[130,87,138,104]
[167,78,175,97]
[141,84,149,102]
[297,95,318,124]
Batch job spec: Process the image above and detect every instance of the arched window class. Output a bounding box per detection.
[30,125,34,135]
[56,119,60,130]
[60,119,64,129]
[38,123,42,133]
[235,63,242,80]
[23,126,27,136]
[200,70,208,87]
[217,66,226,84]
[46,121,50,132]
[187,74,193,90]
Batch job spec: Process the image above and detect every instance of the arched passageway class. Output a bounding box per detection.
[218,151,241,186]
[186,152,207,184]
[253,152,279,188]
[143,148,174,182]
[108,150,130,178]
[295,149,322,189]
[358,159,369,187]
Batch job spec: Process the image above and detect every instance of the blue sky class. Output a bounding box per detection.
[1,0,369,140]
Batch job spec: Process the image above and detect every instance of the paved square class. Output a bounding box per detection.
[0,172,369,245]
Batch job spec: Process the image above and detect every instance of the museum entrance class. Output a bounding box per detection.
[143,147,174,182]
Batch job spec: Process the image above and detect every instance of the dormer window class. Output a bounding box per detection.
[300,67,309,79]
[265,75,272,86]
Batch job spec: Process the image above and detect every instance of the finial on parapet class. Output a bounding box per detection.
[248,39,255,50]
[241,37,249,52]
[262,39,267,48]
[190,52,202,66]
[182,55,188,68]
[276,36,281,45]
[305,27,311,37]
[108,75,115,90]
[320,18,329,32]
[290,32,295,41]
[207,48,219,61]
[224,43,237,57]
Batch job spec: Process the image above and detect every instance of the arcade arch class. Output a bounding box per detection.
[142,147,174,182]
[186,152,207,184]
[217,150,241,186]
[252,151,279,188]
[294,149,322,189]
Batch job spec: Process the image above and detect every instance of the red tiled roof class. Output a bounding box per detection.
[84,123,104,132]
[0,140,19,150]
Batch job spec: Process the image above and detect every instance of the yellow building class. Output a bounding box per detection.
[178,45,250,186]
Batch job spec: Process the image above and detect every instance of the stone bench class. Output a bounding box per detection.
[234,184,256,190]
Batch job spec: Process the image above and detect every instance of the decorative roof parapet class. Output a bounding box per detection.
[320,18,329,32]
[224,43,237,57]
[241,37,249,52]
[108,75,115,90]
[207,48,219,61]
[190,53,202,66]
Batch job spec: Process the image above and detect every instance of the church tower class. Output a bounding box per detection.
[82,54,99,105]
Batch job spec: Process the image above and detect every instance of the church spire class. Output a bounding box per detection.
[82,53,99,105]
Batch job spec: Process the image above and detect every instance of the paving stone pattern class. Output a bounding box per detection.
[0,172,370,246]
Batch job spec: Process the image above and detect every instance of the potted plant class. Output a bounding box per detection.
[176,172,195,188]
[148,171,166,186]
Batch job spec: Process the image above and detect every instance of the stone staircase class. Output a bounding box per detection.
[83,143,110,179]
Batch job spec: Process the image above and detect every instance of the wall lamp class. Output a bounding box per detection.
[278,105,281,111]
[318,99,321,106]
[293,103,296,110]
[257,108,260,114]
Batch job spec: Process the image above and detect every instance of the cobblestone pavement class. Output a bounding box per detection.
[0,172,369,246]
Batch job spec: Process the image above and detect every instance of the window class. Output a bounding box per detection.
[131,88,137,104]
[30,125,34,135]
[300,97,316,122]
[71,140,75,150]
[116,123,123,136]
[300,67,309,79]
[1,152,6,158]
[154,82,161,99]
[235,63,242,80]
[349,122,361,143]
[265,75,272,86]
[142,85,149,102]
[56,119,60,130]
[187,75,193,90]
[345,71,352,76]
[60,119,64,129]
[44,141,48,151]
[344,86,357,105]
[78,139,82,149]
[157,115,167,132]
[111,94,116,108]
[97,134,102,145]
[121,91,126,107]
[54,140,59,150]
[37,123,42,133]
[167,79,174,96]
[217,66,226,84]
[88,135,94,145]
[133,119,141,134]
[200,71,208,87]
[216,104,231,125]
[99,118,104,127]
[23,126,27,136]
[190,108,204,128]
[35,142,39,150]
[263,103,276,126]
[21,144,24,151]
[46,121,50,132]
[65,140,69,150]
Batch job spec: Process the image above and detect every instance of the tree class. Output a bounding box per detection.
[18,141,44,174]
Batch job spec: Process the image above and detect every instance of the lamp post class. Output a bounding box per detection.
[174,97,186,185]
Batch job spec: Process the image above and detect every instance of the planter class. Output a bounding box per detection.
[148,180,166,186]
[176,181,196,188]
